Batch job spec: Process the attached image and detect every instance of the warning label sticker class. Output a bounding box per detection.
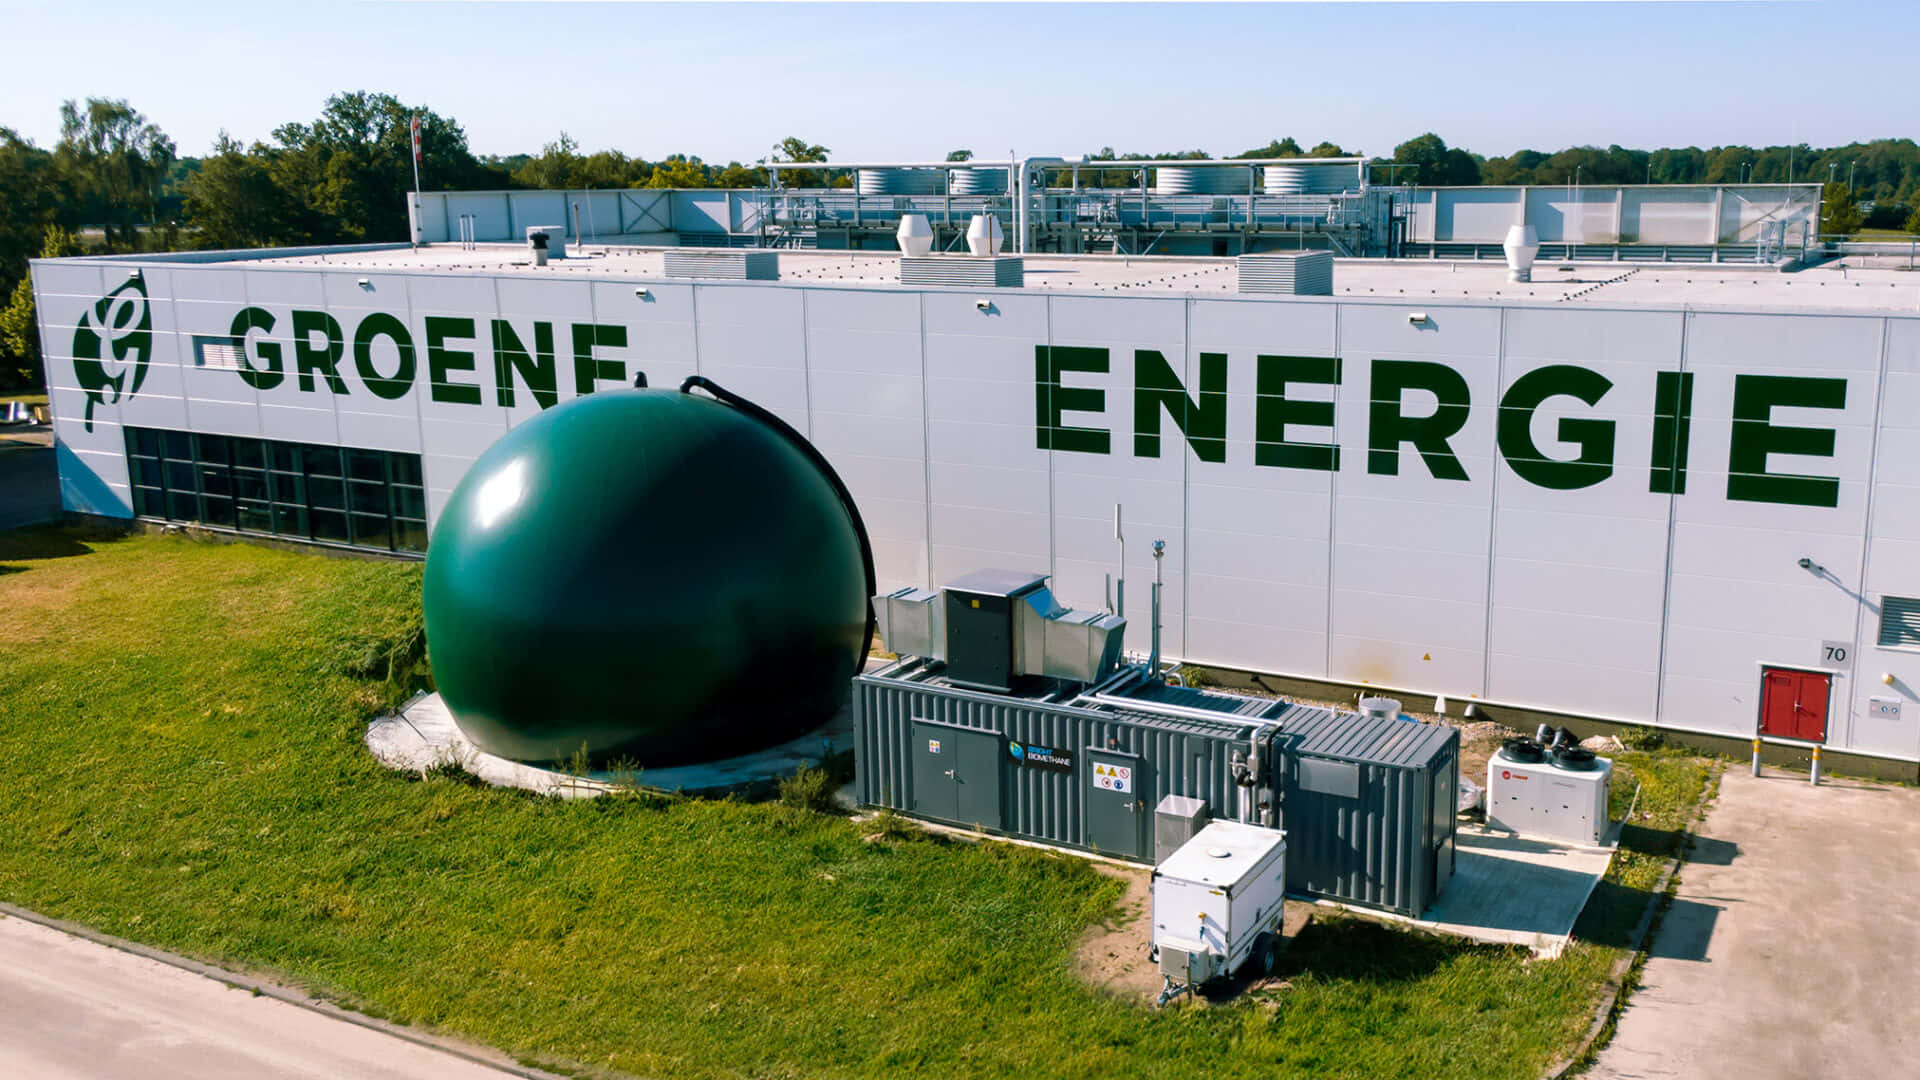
[928,739,941,755]
[1094,763,1133,793]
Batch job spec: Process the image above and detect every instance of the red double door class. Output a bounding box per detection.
[1759,667,1831,743]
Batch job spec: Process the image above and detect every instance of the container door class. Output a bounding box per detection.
[1084,750,1148,860]
[1759,667,1831,742]
[910,721,1002,829]
[910,721,958,822]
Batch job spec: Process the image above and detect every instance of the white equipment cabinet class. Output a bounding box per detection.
[1150,820,1287,1004]
[1486,749,1613,846]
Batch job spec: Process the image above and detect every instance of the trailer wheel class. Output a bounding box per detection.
[1252,933,1279,978]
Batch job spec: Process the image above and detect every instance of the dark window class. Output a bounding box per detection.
[124,426,426,555]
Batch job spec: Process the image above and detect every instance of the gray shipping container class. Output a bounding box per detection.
[854,663,1459,918]
[854,663,1272,864]
[1271,705,1459,918]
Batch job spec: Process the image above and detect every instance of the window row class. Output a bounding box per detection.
[125,427,428,554]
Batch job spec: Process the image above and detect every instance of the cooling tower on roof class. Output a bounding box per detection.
[856,168,942,195]
[948,169,1006,195]
[1152,166,1252,195]
[1263,163,1360,195]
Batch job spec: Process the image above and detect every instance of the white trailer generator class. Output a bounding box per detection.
[1150,820,1288,1004]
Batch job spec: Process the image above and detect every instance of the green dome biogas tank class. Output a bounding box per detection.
[422,384,871,766]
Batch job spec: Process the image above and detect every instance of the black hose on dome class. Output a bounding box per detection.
[679,375,878,665]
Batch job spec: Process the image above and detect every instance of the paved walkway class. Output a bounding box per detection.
[1590,768,1920,1079]
[0,913,535,1080]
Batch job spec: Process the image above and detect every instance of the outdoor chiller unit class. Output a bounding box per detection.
[1487,742,1614,846]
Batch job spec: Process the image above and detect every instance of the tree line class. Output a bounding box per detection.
[6,94,1920,390]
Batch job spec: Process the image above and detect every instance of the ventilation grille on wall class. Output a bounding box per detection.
[1879,596,1920,649]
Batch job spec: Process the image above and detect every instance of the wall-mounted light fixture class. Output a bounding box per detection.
[975,299,993,311]
[634,287,649,299]
[1408,312,1430,326]
[357,278,372,289]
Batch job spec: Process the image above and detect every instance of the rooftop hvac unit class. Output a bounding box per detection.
[1263,163,1359,195]
[873,569,1124,689]
[1152,166,1252,195]
[1237,251,1334,296]
[661,250,779,280]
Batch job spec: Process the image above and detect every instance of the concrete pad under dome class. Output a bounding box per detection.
[366,692,852,798]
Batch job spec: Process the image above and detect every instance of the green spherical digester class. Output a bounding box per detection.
[422,388,870,766]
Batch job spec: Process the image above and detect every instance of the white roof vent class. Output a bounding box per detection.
[965,214,1005,257]
[896,213,934,257]
[1504,225,1540,283]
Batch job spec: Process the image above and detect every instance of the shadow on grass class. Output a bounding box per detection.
[1277,915,1503,984]
[0,525,100,562]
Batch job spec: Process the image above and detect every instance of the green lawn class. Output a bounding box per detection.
[0,391,47,407]
[0,526,1705,1079]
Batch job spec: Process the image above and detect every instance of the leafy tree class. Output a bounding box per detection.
[265,92,488,243]
[182,133,289,249]
[946,149,973,162]
[514,132,586,189]
[1904,204,1920,236]
[56,98,175,248]
[1307,141,1352,158]
[1821,181,1863,236]
[646,155,710,189]
[0,226,84,390]
[712,161,768,188]
[1240,138,1304,158]
[0,128,67,295]
[769,136,830,187]
[1391,133,1479,186]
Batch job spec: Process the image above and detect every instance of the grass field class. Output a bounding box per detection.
[0,526,1708,1079]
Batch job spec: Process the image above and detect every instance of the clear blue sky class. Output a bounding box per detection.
[2,1,1911,163]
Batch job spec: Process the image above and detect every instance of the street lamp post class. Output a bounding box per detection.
[1829,163,1838,185]
[1848,160,1857,193]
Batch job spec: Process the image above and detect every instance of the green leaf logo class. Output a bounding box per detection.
[72,276,153,433]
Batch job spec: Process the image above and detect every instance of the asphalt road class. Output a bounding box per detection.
[0,914,533,1080]
[1589,768,1920,1079]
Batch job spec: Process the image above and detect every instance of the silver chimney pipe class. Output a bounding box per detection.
[1149,539,1166,678]
[1113,503,1126,618]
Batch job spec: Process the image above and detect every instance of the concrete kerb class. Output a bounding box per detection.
[0,901,587,1080]
[1540,767,1722,1080]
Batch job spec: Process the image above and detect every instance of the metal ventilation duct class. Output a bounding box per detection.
[1237,251,1334,296]
[1152,166,1252,195]
[662,250,779,280]
[947,168,1007,195]
[1263,163,1360,195]
[855,168,942,195]
[898,255,1023,288]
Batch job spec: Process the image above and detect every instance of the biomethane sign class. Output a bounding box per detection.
[77,293,1853,510]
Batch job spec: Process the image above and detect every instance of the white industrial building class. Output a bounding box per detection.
[27,171,1920,773]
